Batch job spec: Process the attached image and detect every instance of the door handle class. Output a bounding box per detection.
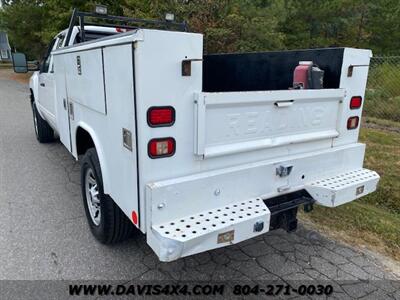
[40,83,45,87]
[69,102,74,120]
[274,100,294,108]
[63,98,67,110]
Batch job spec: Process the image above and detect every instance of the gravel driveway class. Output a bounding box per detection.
[0,77,399,299]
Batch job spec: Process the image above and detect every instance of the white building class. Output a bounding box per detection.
[0,31,11,62]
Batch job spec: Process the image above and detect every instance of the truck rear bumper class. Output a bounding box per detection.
[145,143,379,261]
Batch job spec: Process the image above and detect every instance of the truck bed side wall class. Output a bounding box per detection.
[334,48,371,146]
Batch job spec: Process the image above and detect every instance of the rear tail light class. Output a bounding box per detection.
[347,116,359,130]
[148,138,175,158]
[147,106,175,127]
[350,96,362,109]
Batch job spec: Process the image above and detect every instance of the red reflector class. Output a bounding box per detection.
[347,116,359,130]
[131,211,138,225]
[350,96,362,109]
[147,106,175,127]
[148,138,175,158]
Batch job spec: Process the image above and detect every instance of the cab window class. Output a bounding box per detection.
[40,38,57,73]
[56,34,66,49]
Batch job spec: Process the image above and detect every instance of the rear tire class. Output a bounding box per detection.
[32,101,54,143]
[81,148,134,244]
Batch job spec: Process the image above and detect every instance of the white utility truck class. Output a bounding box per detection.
[12,8,380,262]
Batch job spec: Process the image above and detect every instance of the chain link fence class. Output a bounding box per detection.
[364,56,400,128]
[361,57,399,232]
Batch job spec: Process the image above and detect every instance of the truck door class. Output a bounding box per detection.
[52,34,72,151]
[52,52,72,152]
[37,34,65,127]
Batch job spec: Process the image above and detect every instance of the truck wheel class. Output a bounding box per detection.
[81,148,134,244]
[32,101,54,143]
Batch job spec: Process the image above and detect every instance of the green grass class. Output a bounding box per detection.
[364,116,400,129]
[301,127,400,260]
[364,89,400,122]
[361,128,400,213]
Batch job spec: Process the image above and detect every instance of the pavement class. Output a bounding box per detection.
[0,77,399,299]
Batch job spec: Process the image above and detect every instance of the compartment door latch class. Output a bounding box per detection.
[122,128,133,151]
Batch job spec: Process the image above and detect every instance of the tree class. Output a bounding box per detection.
[122,0,285,53]
[1,0,399,58]
[0,0,126,59]
[0,0,49,59]
[366,0,400,55]
[279,0,400,54]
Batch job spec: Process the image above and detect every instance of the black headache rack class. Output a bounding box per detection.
[65,8,188,46]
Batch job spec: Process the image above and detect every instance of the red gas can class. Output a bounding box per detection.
[293,61,324,89]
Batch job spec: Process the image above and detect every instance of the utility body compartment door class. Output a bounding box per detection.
[54,49,106,151]
[195,89,345,159]
[64,49,106,115]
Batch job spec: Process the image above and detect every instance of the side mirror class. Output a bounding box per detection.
[12,52,28,73]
